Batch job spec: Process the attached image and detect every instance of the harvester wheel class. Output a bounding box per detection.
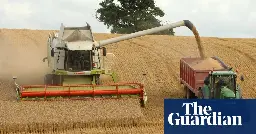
[44,74,54,85]
[44,74,63,85]
[53,75,63,86]
[95,75,101,85]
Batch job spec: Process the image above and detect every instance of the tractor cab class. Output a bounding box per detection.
[205,70,244,99]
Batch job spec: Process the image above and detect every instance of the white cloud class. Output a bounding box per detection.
[158,0,255,38]
[3,2,32,19]
[0,0,33,27]
[0,0,255,38]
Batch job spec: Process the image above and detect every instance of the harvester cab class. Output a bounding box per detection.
[44,23,112,85]
[13,20,202,107]
[203,70,244,99]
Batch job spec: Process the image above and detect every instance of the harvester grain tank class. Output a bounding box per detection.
[13,20,202,107]
[180,56,244,99]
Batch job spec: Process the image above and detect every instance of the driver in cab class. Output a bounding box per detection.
[216,79,236,99]
[202,77,235,99]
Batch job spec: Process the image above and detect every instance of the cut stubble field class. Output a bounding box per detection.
[0,29,255,133]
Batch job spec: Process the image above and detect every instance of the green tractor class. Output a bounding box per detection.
[201,70,245,99]
[180,56,245,100]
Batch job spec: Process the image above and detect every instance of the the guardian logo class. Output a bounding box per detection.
[168,102,242,126]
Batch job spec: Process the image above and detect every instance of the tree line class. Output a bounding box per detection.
[95,0,174,35]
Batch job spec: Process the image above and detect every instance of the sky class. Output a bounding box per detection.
[0,0,255,38]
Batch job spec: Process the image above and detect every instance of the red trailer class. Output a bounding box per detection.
[180,56,230,98]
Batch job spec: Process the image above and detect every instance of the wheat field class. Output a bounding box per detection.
[0,29,255,133]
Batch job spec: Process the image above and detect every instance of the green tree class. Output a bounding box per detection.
[96,0,174,35]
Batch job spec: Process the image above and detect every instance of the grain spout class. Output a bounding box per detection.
[184,20,206,59]
[192,27,206,59]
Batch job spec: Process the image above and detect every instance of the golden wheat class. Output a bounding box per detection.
[0,29,255,133]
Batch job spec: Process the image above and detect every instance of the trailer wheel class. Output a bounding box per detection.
[185,86,196,99]
[185,87,191,99]
[183,86,190,99]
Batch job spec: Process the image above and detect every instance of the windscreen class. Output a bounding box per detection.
[65,50,92,71]
[215,75,235,90]
[213,75,236,98]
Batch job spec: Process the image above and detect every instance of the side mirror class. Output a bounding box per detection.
[102,47,107,56]
[240,75,244,81]
[51,48,54,57]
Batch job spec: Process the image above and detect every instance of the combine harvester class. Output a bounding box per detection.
[13,20,201,107]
